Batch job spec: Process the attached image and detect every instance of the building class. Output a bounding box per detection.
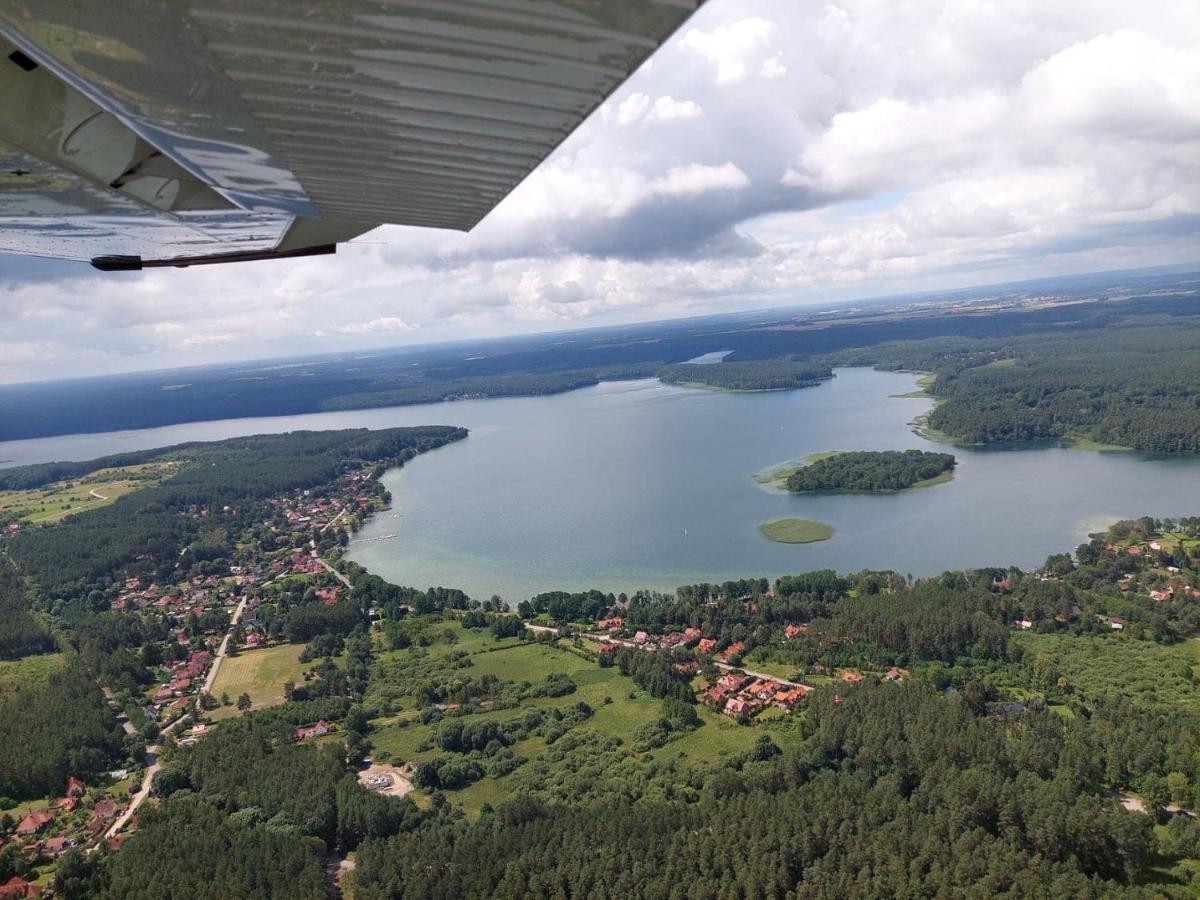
[15,810,52,836]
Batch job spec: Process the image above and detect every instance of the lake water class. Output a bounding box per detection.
[3,368,1199,602]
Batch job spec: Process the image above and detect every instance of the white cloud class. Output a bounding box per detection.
[326,317,418,336]
[3,0,1200,383]
[646,96,702,122]
[650,162,750,197]
[680,16,775,85]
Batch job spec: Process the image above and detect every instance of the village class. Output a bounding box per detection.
[0,468,381,893]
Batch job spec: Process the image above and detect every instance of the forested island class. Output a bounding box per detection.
[5,428,1200,896]
[659,360,832,392]
[781,449,956,492]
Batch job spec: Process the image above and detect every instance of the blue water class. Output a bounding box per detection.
[4,368,1198,603]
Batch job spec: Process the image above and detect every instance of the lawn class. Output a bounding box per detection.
[208,643,312,720]
[758,518,833,544]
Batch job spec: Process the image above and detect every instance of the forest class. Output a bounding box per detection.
[1,269,1195,442]
[840,322,1200,452]
[658,359,832,392]
[784,449,956,492]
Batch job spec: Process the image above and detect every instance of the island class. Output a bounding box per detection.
[757,518,833,543]
[658,360,832,392]
[780,449,956,492]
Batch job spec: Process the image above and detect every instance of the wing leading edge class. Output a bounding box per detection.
[0,0,705,269]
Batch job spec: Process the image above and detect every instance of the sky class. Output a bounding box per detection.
[1,0,1199,384]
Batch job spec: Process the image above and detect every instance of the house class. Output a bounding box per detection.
[720,641,745,661]
[1150,590,1170,603]
[0,876,38,899]
[884,668,904,683]
[294,720,332,741]
[840,671,864,684]
[774,687,810,709]
[673,661,700,676]
[15,810,52,836]
[189,723,210,738]
[682,627,703,642]
[1014,620,1033,630]
[41,836,72,858]
[752,681,781,702]
[1109,617,1125,631]
[724,697,753,718]
[697,638,717,655]
[596,617,623,631]
[244,632,263,648]
[93,799,120,820]
[784,624,808,639]
[65,776,86,799]
[716,673,747,692]
[633,631,650,645]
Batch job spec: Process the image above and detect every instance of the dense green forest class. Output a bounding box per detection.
[839,323,1200,452]
[350,685,1153,898]
[0,660,124,799]
[785,450,956,492]
[659,359,832,391]
[0,552,54,660]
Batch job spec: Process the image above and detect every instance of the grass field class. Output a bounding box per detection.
[369,637,767,817]
[208,643,312,720]
[758,518,833,544]
[0,652,64,699]
[0,462,175,525]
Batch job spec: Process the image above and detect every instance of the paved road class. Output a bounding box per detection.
[316,557,352,589]
[201,597,248,695]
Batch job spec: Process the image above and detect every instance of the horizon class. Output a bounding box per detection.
[2,0,1198,384]
[1,260,1196,390]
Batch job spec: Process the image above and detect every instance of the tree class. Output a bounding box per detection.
[236,693,252,712]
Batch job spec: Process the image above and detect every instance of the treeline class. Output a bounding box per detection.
[785,449,956,492]
[844,323,1200,452]
[0,659,125,800]
[350,684,1153,898]
[4,427,465,600]
[659,359,832,392]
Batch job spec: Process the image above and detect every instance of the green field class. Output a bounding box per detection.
[0,652,64,698]
[0,462,175,525]
[208,643,313,720]
[369,638,766,817]
[758,518,833,544]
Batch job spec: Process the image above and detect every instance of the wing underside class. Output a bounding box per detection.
[0,1,703,269]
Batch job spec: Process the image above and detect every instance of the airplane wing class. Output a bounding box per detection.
[0,1,704,270]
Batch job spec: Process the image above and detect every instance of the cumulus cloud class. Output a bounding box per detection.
[2,0,1199,383]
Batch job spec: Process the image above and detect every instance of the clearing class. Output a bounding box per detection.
[208,643,312,719]
[0,462,175,525]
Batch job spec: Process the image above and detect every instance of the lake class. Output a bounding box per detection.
[3,368,1199,601]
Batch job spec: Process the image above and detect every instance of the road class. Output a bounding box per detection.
[316,556,352,589]
[99,715,187,846]
[201,597,248,695]
[320,507,348,534]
